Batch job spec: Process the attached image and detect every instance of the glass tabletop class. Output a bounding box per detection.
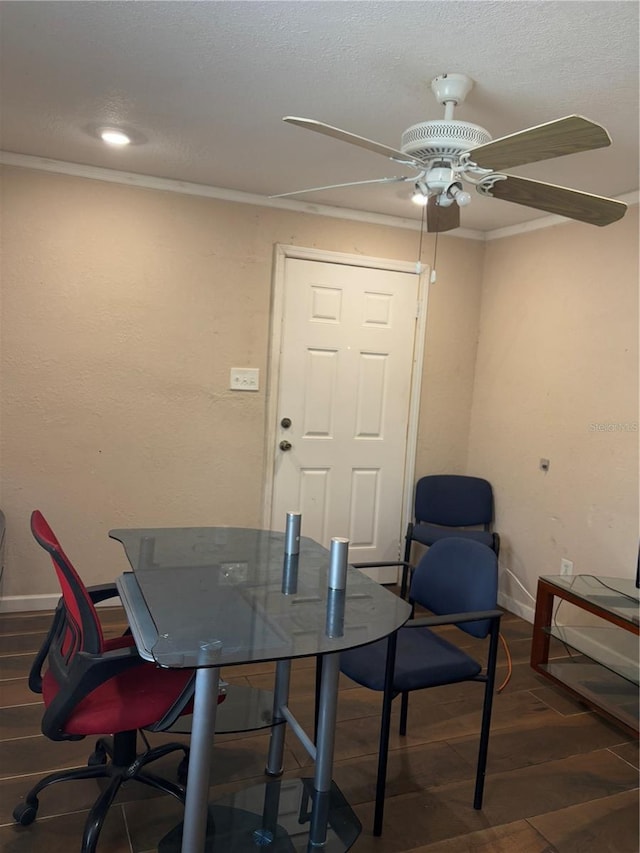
[111,527,411,668]
[541,574,639,626]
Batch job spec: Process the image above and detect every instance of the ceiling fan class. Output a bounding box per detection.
[273,73,627,232]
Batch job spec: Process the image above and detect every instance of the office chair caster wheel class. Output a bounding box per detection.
[13,800,38,826]
[177,755,189,785]
[88,745,108,766]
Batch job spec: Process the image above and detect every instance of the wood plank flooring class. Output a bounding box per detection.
[0,601,637,852]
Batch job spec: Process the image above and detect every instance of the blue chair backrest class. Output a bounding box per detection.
[414,475,493,528]
[409,538,498,638]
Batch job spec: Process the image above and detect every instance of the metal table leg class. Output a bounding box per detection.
[265,659,291,776]
[309,651,341,846]
[181,666,220,853]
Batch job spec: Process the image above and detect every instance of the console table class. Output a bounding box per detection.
[531,574,639,737]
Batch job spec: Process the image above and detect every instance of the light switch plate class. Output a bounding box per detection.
[230,368,259,391]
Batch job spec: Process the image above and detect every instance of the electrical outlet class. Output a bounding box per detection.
[560,558,573,576]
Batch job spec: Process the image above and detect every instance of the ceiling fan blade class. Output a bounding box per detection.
[427,196,460,233]
[468,116,611,171]
[283,117,421,166]
[486,175,627,226]
[270,176,411,199]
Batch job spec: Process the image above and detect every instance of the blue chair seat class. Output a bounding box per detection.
[341,627,482,693]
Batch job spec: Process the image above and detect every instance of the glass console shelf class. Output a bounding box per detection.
[166,683,279,735]
[158,778,361,853]
[531,575,639,737]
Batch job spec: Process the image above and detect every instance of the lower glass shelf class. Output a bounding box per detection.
[166,684,280,735]
[541,658,639,732]
[544,625,639,684]
[157,778,362,852]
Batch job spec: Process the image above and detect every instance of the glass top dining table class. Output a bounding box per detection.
[110,526,411,668]
[111,525,411,853]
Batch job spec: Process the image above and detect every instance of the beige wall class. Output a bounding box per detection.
[468,206,639,614]
[0,165,484,600]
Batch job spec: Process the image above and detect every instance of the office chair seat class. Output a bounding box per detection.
[42,653,193,736]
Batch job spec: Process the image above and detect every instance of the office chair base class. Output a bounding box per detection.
[13,802,37,826]
[13,739,190,853]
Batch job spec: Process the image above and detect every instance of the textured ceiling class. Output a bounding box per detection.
[1,1,638,232]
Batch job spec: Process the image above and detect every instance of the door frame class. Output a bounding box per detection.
[262,244,430,556]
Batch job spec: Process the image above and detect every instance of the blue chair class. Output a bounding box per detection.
[402,475,500,596]
[340,538,502,836]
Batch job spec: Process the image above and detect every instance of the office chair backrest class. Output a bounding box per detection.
[31,510,104,657]
[414,475,493,528]
[409,538,498,639]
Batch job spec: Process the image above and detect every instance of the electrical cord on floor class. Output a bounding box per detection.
[552,595,577,659]
[496,631,512,693]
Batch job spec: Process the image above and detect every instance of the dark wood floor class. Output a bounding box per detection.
[0,601,638,853]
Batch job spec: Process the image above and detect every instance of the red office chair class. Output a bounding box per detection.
[13,511,204,853]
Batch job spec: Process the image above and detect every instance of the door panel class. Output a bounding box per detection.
[270,257,419,581]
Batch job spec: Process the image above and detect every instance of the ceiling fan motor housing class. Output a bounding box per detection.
[401,120,492,161]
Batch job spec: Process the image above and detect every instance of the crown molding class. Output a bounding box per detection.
[2,151,636,241]
[0,151,484,240]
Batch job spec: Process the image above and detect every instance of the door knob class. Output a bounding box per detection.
[279,440,292,452]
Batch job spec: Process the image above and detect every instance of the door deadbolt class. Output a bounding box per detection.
[279,440,292,452]
[280,417,292,429]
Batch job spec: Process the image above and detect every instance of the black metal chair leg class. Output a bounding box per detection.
[399,692,409,736]
[401,525,413,598]
[492,532,501,558]
[473,620,500,809]
[373,630,398,837]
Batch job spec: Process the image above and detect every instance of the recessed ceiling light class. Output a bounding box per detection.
[100,129,131,147]
[85,122,146,146]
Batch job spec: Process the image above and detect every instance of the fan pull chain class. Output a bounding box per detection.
[430,229,439,284]
[415,204,426,275]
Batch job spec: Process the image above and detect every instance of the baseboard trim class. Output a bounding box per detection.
[0,594,61,613]
[498,591,535,624]
[0,594,121,613]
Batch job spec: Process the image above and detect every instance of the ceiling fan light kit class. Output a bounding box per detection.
[276,72,627,232]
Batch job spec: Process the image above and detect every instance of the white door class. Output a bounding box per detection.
[269,256,420,582]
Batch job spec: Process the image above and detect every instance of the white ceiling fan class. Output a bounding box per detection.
[273,73,628,232]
